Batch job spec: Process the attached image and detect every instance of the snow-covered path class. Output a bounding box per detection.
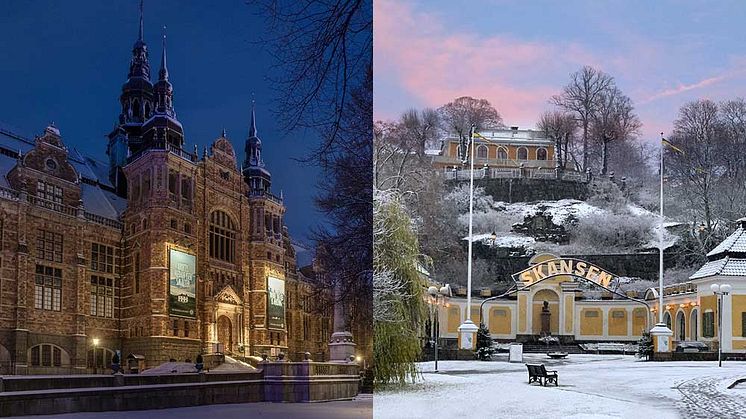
[374,354,746,419]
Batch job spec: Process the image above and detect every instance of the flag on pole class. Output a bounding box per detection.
[661,138,684,155]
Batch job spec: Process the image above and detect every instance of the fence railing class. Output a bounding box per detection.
[0,187,122,229]
[444,167,588,183]
[248,190,283,204]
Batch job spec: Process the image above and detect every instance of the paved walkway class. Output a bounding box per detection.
[676,374,746,419]
[19,399,372,419]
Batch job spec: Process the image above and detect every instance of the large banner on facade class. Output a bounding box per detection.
[267,276,285,329]
[169,249,196,318]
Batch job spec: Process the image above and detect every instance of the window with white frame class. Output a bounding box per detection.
[35,265,61,311]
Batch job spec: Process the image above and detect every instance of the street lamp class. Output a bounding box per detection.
[427,284,450,372]
[711,283,731,367]
[457,125,479,349]
[92,338,100,375]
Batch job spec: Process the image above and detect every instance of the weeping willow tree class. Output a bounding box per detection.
[373,190,426,386]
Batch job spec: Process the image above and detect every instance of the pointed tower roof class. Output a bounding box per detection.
[127,0,150,80]
[248,101,258,138]
[159,28,169,81]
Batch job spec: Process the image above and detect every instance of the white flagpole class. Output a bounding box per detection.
[659,133,664,325]
[466,124,475,323]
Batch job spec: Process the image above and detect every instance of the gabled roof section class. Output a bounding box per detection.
[707,224,746,259]
[0,123,125,220]
[690,257,746,280]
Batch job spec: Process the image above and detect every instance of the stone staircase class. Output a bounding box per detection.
[520,343,586,354]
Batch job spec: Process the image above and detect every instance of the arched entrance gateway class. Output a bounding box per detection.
[473,253,652,344]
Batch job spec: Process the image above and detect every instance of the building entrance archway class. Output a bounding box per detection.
[217,315,233,354]
[531,289,559,335]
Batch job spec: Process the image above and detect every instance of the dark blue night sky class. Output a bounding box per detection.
[0,0,323,243]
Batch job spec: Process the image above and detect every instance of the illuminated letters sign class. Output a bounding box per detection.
[512,258,616,287]
[169,249,196,318]
[267,276,285,329]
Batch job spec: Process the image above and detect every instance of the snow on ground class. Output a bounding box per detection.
[140,362,196,375]
[462,232,536,248]
[374,354,746,419]
[496,199,606,226]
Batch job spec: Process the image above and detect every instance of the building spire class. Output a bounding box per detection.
[249,99,257,138]
[138,0,144,42]
[159,26,168,80]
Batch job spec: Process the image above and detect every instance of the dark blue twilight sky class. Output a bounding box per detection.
[0,0,323,243]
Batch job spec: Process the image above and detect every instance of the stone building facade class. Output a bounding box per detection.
[0,7,331,374]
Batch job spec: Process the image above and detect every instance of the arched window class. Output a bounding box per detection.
[29,344,68,367]
[496,147,508,160]
[87,347,114,369]
[209,210,237,263]
[537,148,548,160]
[132,99,141,119]
[477,145,488,159]
[691,309,698,340]
[664,312,672,330]
[517,147,528,160]
[676,311,686,341]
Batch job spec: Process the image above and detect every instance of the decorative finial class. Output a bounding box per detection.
[159,25,168,80]
[222,128,227,138]
[249,99,257,138]
[138,0,144,41]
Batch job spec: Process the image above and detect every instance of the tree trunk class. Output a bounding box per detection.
[582,119,589,172]
[601,137,608,175]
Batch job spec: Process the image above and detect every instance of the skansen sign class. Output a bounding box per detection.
[511,258,616,287]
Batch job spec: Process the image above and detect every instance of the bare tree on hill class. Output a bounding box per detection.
[537,110,577,171]
[438,96,503,143]
[552,66,614,172]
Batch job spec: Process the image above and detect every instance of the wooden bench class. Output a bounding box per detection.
[526,363,558,386]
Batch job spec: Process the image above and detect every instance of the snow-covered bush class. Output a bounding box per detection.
[475,323,495,361]
[569,212,655,251]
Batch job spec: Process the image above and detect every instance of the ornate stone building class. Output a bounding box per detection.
[0,6,331,374]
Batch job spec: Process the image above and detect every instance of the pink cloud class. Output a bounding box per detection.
[640,74,729,104]
[374,0,596,127]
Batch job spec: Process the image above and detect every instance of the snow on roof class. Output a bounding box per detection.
[0,153,17,188]
[707,226,746,258]
[424,149,442,156]
[690,257,746,280]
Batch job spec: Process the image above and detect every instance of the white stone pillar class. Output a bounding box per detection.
[722,294,733,352]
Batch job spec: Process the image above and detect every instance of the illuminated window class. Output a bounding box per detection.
[209,210,237,263]
[34,265,61,311]
[90,275,114,318]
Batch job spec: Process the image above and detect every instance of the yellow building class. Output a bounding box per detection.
[437,221,746,353]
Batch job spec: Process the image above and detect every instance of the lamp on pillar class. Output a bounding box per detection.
[92,338,100,375]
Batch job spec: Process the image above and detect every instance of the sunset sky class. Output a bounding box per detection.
[374,0,746,142]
